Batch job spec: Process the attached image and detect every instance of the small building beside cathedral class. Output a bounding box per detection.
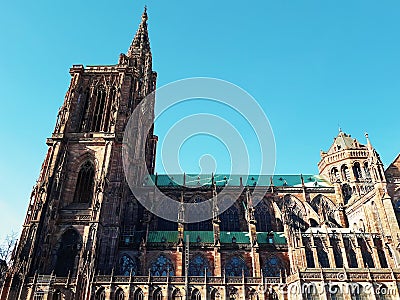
[2,8,400,300]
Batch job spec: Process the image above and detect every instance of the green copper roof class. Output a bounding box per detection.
[184,231,214,243]
[256,232,287,245]
[220,231,251,244]
[147,231,178,243]
[142,174,331,188]
[146,231,287,245]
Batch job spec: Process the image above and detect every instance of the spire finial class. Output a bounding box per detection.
[365,132,372,149]
[142,6,148,21]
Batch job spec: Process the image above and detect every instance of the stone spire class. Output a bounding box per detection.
[127,6,150,57]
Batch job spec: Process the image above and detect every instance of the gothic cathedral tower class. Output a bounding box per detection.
[1,8,157,299]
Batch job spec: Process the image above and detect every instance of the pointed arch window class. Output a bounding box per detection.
[119,254,138,276]
[262,255,284,277]
[358,238,375,268]
[344,238,358,268]
[96,288,105,300]
[188,255,210,276]
[187,196,212,231]
[172,289,183,300]
[364,162,371,179]
[150,255,174,276]
[54,229,81,276]
[331,238,344,268]
[315,238,330,268]
[220,205,240,231]
[254,201,272,232]
[225,256,249,277]
[374,238,388,268]
[353,162,362,181]
[92,85,107,132]
[73,161,95,204]
[153,288,162,300]
[304,237,315,268]
[341,165,351,181]
[115,289,125,300]
[134,289,144,300]
[191,289,201,300]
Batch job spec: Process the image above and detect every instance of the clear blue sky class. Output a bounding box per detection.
[1,0,400,237]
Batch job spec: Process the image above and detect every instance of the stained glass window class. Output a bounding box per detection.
[225,256,249,277]
[220,206,240,231]
[262,255,284,277]
[187,196,212,231]
[254,201,272,232]
[119,254,138,276]
[150,255,174,276]
[188,255,211,276]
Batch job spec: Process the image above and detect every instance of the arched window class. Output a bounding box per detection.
[254,201,272,232]
[331,238,344,268]
[187,196,213,231]
[91,85,107,132]
[119,254,138,276]
[191,289,201,300]
[262,255,284,277]
[358,238,375,268]
[115,289,125,300]
[225,256,249,277]
[220,205,240,231]
[153,288,162,300]
[304,237,315,268]
[315,238,330,268]
[344,238,358,268]
[331,167,341,182]
[374,238,388,268]
[364,162,371,179]
[150,255,174,276]
[341,165,351,181]
[133,289,144,300]
[189,255,210,276]
[172,289,183,300]
[55,229,81,276]
[73,161,95,203]
[96,288,105,300]
[353,162,362,181]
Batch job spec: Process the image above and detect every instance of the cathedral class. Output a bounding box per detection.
[2,8,400,300]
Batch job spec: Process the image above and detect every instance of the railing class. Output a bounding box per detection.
[286,268,398,284]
